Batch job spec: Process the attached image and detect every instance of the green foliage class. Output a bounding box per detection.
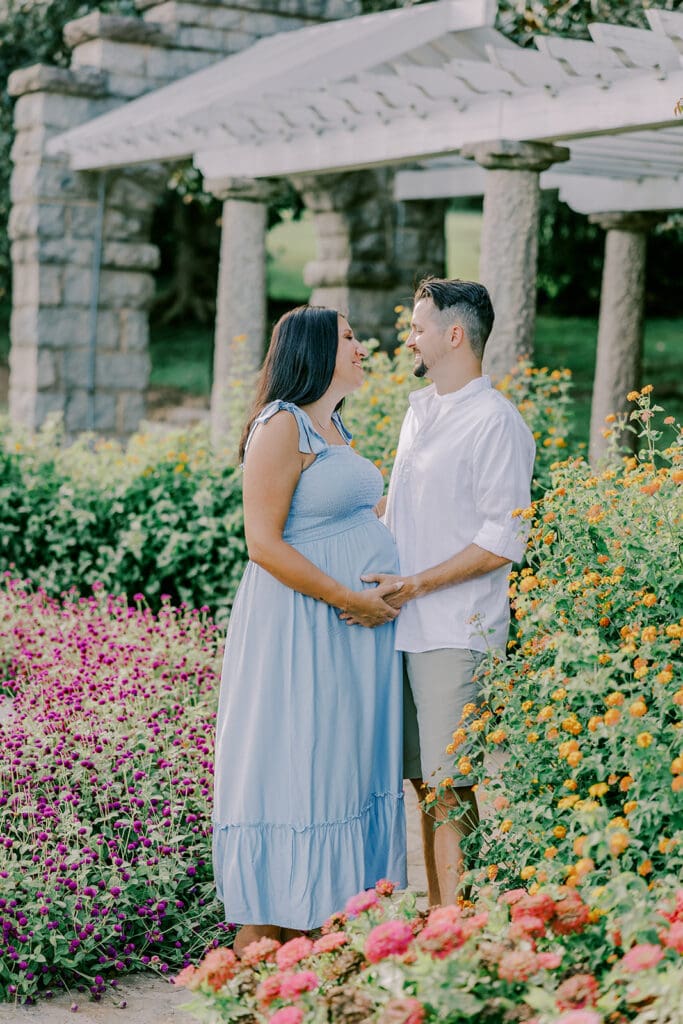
[0,419,246,625]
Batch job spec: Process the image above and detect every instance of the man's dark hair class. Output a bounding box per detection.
[414,278,494,359]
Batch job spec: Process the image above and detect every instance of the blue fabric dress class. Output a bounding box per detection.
[212,401,407,930]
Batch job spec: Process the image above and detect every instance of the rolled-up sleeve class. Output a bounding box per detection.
[471,412,535,563]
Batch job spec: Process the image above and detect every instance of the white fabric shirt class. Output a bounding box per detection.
[384,375,535,654]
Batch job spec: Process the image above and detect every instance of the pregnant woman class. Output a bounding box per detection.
[212,305,407,955]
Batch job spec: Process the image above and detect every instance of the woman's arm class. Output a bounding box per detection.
[243,411,402,628]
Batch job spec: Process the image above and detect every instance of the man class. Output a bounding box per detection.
[356,278,535,905]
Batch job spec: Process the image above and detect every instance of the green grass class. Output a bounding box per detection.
[149,320,213,394]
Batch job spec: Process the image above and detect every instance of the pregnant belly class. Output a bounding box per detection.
[293,516,399,588]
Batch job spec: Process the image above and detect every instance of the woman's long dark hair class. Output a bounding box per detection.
[238,305,340,462]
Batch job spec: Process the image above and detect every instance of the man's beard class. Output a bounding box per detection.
[413,359,427,378]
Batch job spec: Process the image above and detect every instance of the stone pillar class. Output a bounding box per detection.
[295,169,406,348]
[206,177,277,450]
[394,198,448,299]
[461,140,570,380]
[8,65,161,436]
[587,211,667,466]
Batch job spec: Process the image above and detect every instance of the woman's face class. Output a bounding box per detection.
[332,315,368,395]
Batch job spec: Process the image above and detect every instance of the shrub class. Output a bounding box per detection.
[0,346,571,618]
[451,390,683,896]
[0,579,228,1001]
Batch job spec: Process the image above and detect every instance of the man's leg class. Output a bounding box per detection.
[404,649,484,904]
[409,777,441,907]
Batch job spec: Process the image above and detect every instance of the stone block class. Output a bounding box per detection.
[11,126,54,162]
[11,308,91,349]
[39,236,96,267]
[63,266,93,306]
[10,159,99,204]
[8,64,109,99]
[175,24,255,51]
[12,264,63,307]
[64,12,176,49]
[106,73,165,98]
[120,310,150,351]
[144,46,219,77]
[63,348,91,387]
[303,258,350,288]
[117,391,147,434]
[8,202,66,241]
[96,352,151,390]
[102,242,160,271]
[107,176,158,213]
[146,2,242,29]
[99,271,156,308]
[70,39,151,76]
[65,389,118,433]
[8,345,37,392]
[96,311,123,352]
[101,208,150,240]
[14,91,111,132]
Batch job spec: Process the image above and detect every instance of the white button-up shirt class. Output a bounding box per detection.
[384,376,535,654]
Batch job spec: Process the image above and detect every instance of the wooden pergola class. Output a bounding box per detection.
[47,0,683,460]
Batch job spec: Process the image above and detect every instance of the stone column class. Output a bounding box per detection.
[295,169,404,348]
[206,177,277,451]
[461,140,570,380]
[587,211,667,466]
[394,198,448,300]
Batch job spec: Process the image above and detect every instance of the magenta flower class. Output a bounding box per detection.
[345,890,380,917]
[277,970,319,1001]
[620,944,665,972]
[269,1008,304,1024]
[275,936,314,970]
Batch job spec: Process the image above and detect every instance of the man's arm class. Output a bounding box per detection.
[340,544,509,622]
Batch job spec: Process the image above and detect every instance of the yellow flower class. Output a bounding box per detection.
[553,825,567,839]
[608,831,629,856]
[544,846,558,860]
[567,751,582,768]
[520,866,536,881]
[642,594,657,608]
[487,864,498,880]
[589,783,609,798]
[627,391,640,402]
[527,732,539,743]
[552,687,568,701]
[558,794,580,809]
[623,800,638,815]
[487,728,506,745]
[500,819,513,833]
[636,732,654,748]
[629,700,647,718]
[638,859,653,876]
[457,756,472,776]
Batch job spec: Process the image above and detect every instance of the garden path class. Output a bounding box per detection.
[0,776,427,1024]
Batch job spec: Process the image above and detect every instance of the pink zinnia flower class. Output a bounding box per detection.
[498,949,539,982]
[556,974,599,1010]
[173,965,197,989]
[499,888,527,907]
[621,944,664,972]
[241,936,281,967]
[461,911,489,939]
[375,879,396,897]
[551,891,589,936]
[345,889,380,917]
[278,970,319,1001]
[378,996,426,1023]
[661,920,683,953]
[191,947,238,992]
[509,914,546,940]
[269,1009,304,1024]
[554,1012,602,1024]
[312,931,348,955]
[365,920,414,963]
[537,951,563,970]
[418,904,466,959]
[256,974,283,1008]
[511,892,556,924]
[275,936,314,970]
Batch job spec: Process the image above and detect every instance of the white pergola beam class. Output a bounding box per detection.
[588,22,681,69]
[194,67,683,180]
[393,164,683,215]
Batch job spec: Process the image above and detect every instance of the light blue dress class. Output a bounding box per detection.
[212,401,407,930]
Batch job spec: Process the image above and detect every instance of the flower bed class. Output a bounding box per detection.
[177,879,683,1024]
[0,580,228,1002]
[179,392,682,1024]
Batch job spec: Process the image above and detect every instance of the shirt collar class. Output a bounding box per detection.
[408,375,492,413]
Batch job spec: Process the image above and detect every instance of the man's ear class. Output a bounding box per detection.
[450,323,465,348]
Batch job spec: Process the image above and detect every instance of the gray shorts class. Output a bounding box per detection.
[403,648,485,787]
